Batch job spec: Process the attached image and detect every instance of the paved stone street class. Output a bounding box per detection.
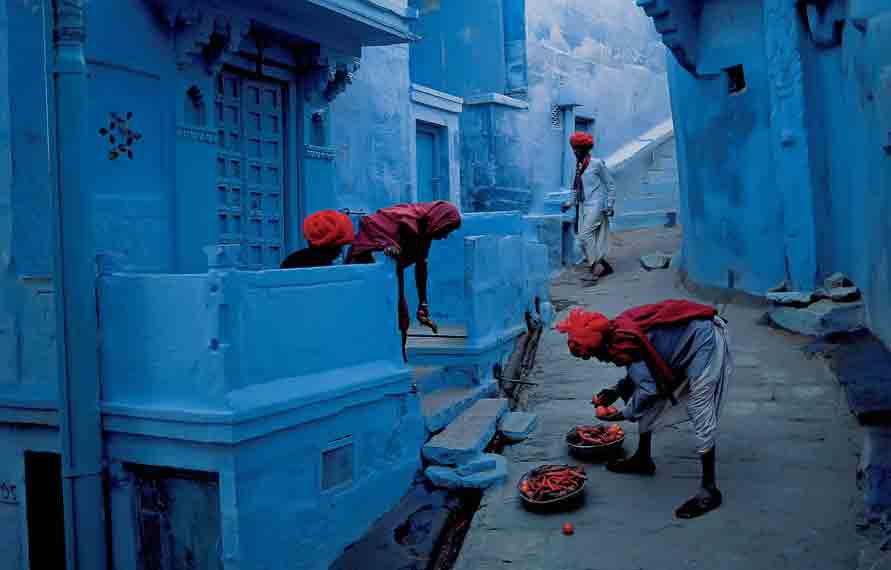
[455,226,864,570]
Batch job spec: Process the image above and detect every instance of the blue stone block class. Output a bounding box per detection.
[425,454,508,490]
[422,399,509,466]
[498,412,538,442]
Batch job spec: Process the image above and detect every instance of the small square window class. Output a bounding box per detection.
[725,65,747,95]
[322,442,354,491]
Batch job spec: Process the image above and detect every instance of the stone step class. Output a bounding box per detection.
[412,365,475,396]
[423,398,509,466]
[413,367,443,394]
[421,382,496,433]
[498,411,538,442]
[425,453,508,490]
[768,299,866,337]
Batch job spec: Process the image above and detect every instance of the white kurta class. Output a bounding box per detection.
[619,317,734,454]
[573,159,617,266]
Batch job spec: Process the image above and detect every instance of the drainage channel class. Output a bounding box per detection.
[427,434,508,570]
[331,313,543,570]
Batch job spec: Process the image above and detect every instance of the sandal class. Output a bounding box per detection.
[675,489,723,519]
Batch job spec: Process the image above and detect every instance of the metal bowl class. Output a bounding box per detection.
[517,465,587,513]
[565,427,625,459]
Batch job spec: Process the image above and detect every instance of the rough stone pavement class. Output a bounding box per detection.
[454,226,864,570]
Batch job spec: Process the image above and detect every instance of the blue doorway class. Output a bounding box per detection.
[415,122,445,202]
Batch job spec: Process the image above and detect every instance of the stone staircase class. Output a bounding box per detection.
[418,391,538,490]
[413,365,498,434]
[409,323,538,491]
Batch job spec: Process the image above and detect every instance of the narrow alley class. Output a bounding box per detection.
[454,226,864,570]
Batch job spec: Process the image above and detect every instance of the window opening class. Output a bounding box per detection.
[725,65,747,95]
[550,105,563,130]
[575,116,595,135]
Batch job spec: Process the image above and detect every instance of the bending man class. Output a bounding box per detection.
[556,300,734,518]
[346,201,462,360]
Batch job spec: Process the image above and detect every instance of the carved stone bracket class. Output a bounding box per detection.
[162,5,252,74]
[636,0,703,77]
[802,1,847,48]
[300,51,361,103]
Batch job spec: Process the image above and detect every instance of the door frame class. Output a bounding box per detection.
[414,120,448,203]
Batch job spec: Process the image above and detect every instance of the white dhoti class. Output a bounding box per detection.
[577,208,610,266]
[638,317,734,454]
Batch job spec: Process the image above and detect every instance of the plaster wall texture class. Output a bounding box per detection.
[99,260,425,570]
[663,0,891,347]
[669,0,787,294]
[797,7,891,349]
[409,0,508,98]
[330,44,414,213]
[0,1,59,411]
[99,261,406,413]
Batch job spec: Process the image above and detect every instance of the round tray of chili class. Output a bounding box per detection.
[517,464,587,512]
[565,425,625,459]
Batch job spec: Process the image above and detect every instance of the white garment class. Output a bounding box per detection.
[574,159,616,212]
[573,159,616,266]
[577,209,611,265]
[637,317,734,454]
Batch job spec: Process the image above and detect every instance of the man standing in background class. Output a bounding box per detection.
[562,132,617,283]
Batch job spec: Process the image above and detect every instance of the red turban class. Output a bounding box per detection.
[303,210,355,248]
[556,308,610,355]
[570,132,594,150]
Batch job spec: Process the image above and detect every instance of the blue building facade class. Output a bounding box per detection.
[636,0,891,348]
[403,0,677,270]
[0,1,556,569]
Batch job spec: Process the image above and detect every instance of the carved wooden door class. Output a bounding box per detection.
[215,72,285,269]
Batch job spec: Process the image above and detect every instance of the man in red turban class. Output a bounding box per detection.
[280,210,355,269]
[557,300,735,519]
[561,131,617,282]
[346,201,462,361]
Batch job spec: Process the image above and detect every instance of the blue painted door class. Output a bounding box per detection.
[416,126,439,202]
[216,73,285,269]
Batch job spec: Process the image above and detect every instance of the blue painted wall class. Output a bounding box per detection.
[0,0,59,408]
[669,0,788,293]
[409,0,508,98]
[330,44,413,213]
[656,0,891,347]
[796,4,891,346]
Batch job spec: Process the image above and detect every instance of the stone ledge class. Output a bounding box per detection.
[463,92,529,109]
[425,453,508,490]
[828,331,891,425]
[411,83,464,114]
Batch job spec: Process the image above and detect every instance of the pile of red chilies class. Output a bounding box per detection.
[569,425,624,446]
[519,465,587,502]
